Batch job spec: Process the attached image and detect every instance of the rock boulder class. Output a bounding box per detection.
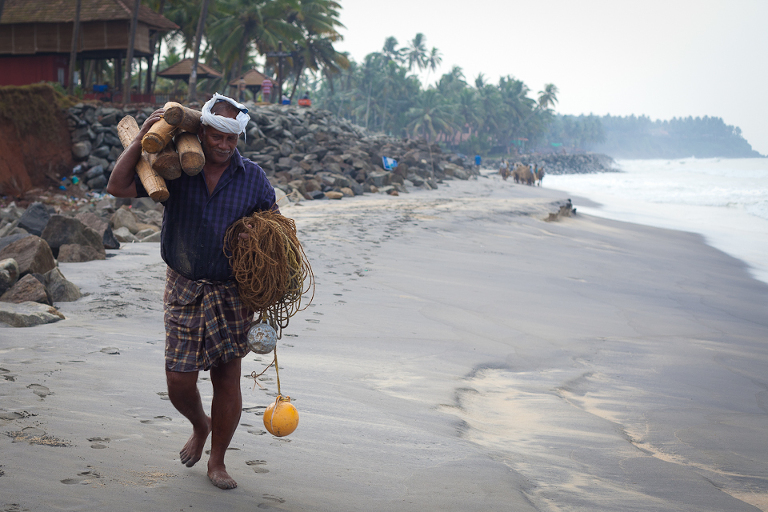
[16,202,51,236]
[44,267,82,302]
[0,235,56,276]
[0,301,65,327]
[0,257,19,294]
[41,215,106,260]
[0,274,50,305]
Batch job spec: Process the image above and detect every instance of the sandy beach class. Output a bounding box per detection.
[2,173,768,511]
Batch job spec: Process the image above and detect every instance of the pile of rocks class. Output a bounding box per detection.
[0,197,163,326]
[66,104,143,192]
[486,153,617,175]
[241,104,476,199]
[65,103,478,199]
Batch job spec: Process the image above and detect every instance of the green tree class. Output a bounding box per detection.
[405,33,427,72]
[381,36,403,63]
[424,46,442,84]
[208,0,299,85]
[406,89,455,141]
[537,83,559,111]
[187,0,211,102]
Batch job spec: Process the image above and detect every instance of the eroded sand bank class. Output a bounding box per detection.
[1,174,767,511]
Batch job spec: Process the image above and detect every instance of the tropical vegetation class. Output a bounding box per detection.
[87,1,760,158]
[303,35,560,155]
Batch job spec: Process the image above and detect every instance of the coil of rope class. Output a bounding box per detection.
[223,209,315,338]
[224,209,311,437]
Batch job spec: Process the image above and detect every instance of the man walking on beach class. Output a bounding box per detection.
[107,93,276,490]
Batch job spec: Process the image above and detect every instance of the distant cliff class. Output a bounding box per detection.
[546,114,763,159]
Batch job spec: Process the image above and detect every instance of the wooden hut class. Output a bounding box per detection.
[228,69,275,102]
[0,0,177,100]
[155,58,224,104]
[156,58,223,83]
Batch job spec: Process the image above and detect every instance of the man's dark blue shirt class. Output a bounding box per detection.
[136,149,276,282]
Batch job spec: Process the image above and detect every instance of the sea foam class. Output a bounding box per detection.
[546,158,768,285]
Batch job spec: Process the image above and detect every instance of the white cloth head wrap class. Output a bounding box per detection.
[201,93,250,140]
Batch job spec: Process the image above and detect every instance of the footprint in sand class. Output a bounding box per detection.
[205,447,239,455]
[0,368,16,382]
[247,429,268,436]
[243,406,266,414]
[0,411,33,421]
[100,347,120,355]
[87,437,110,449]
[245,460,269,473]
[156,391,170,401]
[262,494,286,503]
[27,384,51,399]
[2,504,30,512]
[140,416,172,424]
[305,319,320,323]
[61,470,101,485]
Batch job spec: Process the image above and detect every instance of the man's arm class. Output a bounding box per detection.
[106,109,165,198]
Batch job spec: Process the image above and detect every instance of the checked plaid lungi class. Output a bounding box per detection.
[164,266,253,372]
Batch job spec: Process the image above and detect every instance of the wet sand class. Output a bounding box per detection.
[1,174,768,511]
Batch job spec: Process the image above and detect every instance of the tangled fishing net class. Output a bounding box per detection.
[224,210,314,337]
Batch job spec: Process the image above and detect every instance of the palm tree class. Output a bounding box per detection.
[456,88,479,140]
[474,73,487,89]
[124,0,141,103]
[283,0,347,100]
[405,33,427,72]
[208,0,300,86]
[423,46,442,85]
[143,0,170,94]
[288,34,349,101]
[406,89,455,141]
[537,83,559,111]
[187,0,211,102]
[163,0,206,59]
[436,65,465,96]
[381,36,403,63]
[67,0,82,95]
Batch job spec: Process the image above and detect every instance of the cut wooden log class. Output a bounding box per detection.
[147,142,182,180]
[117,116,170,202]
[164,102,202,133]
[141,102,178,153]
[141,119,176,153]
[175,132,205,176]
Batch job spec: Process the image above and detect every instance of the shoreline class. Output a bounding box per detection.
[544,157,768,285]
[2,175,768,511]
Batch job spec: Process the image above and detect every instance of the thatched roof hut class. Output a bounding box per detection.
[156,58,223,83]
[0,0,177,94]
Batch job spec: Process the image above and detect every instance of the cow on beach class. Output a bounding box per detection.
[512,163,534,185]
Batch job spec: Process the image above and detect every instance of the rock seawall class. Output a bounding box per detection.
[63,102,479,201]
[487,153,617,175]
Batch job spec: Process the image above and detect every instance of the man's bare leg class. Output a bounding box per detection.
[166,370,212,467]
[207,357,243,490]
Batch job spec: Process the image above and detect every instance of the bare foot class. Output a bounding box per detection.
[208,463,237,490]
[179,416,211,467]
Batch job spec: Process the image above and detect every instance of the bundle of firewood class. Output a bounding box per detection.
[116,102,206,202]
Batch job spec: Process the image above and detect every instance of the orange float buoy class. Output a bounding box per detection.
[263,395,299,437]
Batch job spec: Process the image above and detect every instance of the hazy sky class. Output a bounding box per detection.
[335,0,768,155]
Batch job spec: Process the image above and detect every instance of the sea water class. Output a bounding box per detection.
[545,158,768,285]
